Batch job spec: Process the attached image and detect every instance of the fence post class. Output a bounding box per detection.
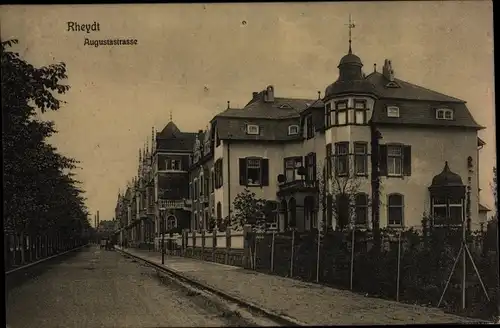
[225,228,231,265]
[243,225,252,269]
[271,232,275,273]
[350,228,355,290]
[253,232,258,270]
[316,228,321,283]
[212,229,216,262]
[396,230,402,302]
[290,230,295,278]
[201,230,205,260]
[20,232,26,265]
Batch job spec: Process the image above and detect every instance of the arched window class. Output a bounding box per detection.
[326,195,333,230]
[387,193,404,226]
[304,196,317,230]
[166,215,177,230]
[288,197,297,228]
[193,212,198,231]
[216,202,222,220]
[354,193,369,226]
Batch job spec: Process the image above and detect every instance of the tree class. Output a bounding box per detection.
[231,188,266,231]
[491,166,498,221]
[318,159,366,232]
[2,38,89,246]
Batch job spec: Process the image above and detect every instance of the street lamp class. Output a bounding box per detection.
[160,208,166,265]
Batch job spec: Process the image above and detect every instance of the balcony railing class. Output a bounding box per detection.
[158,199,192,210]
[277,179,318,196]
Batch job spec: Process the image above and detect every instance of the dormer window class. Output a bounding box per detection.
[279,104,292,109]
[288,125,299,135]
[246,124,260,135]
[387,106,400,118]
[436,108,454,120]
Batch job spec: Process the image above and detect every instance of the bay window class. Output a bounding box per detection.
[284,157,302,182]
[334,142,349,176]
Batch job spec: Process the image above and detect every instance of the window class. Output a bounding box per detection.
[354,142,368,175]
[166,159,181,171]
[193,179,198,200]
[211,170,215,193]
[305,153,317,182]
[306,115,314,139]
[335,101,348,125]
[326,144,332,178]
[387,145,403,176]
[387,106,400,118]
[432,196,463,226]
[214,159,223,189]
[325,103,332,128]
[335,142,349,176]
[355,193,369,226]
[280,104,292,109]
[288,125,299,135]
[354,100,366,124]
[247,159,261,185]
[436,108,454,120]
[239,157,269,187]
[380,144,412,177]
[246,124,260,135]
[284,157,302,182]
[199,176,204,196]
[387,194,404,226]
[188,183,192,199]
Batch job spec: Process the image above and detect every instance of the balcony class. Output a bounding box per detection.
[277,179,318,197]
[158,199,192,210]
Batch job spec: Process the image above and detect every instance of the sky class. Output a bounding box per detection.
[1,2,495,225]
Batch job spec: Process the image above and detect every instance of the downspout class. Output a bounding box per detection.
[227,142,232,221]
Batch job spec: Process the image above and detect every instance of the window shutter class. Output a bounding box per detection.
[239,158,246,186]
[261,158,269,186]
[326,144,332,178]
[403,145,412,176]
[220,160,224,187]
[214,162,218,189]
[379,144,388,176]
[304,155,310,181]
[312,153,317,181]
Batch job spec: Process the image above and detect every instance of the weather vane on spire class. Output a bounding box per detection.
[345,14,356,54]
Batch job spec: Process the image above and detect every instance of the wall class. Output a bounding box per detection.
[377,126,479,228]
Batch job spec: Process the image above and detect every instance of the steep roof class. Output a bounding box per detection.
[371,98,482,129]
[156,121,197,152]
[365,72,465,103]
[213,89,319,141]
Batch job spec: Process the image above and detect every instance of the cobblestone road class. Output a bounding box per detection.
[6,246,247,328]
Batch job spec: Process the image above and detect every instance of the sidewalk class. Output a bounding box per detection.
[117,247,481,325]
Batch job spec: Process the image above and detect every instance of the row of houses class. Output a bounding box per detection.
[114,41,491,247]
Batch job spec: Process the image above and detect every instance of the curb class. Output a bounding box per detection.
[115,246,306,326]
[5,244,90,276]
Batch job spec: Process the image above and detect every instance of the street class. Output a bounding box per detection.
[6,246,250,328]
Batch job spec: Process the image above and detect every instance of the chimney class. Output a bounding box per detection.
[264,85,274,103]
[382,59,395,82]
[198,129,203,134]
